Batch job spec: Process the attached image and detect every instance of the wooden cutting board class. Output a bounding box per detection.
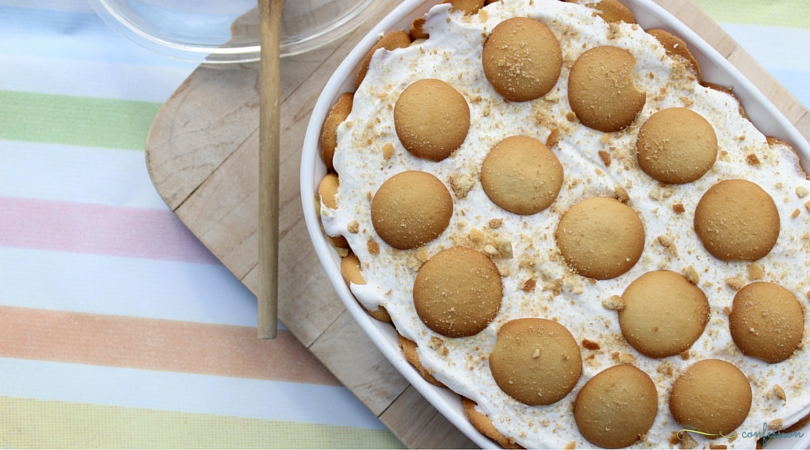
[145,1,810,447]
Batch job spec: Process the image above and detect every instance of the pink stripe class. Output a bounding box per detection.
[0,196,219,264]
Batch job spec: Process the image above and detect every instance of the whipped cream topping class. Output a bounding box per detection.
[321,1,810,448]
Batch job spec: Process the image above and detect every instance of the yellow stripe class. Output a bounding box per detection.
[693,0,810,30]
[0,397,404,449]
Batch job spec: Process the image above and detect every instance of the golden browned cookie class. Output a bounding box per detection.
[413,247,502,337]
[371,171,453,250]
[568,46,647,132]
[555,197,645,279]
[320,92,353,172]
[565,0,636,23]
[356,30,411,89]
[409,16,428,40]
[318,173,349,249]
[443,0,484,14]
[482,17,563,102]
[341,252,391,322]
[318,173,339,209]
[462,398,523,449]
[481,136,564,215]
[636,108,717,184]
[619,270,710,358]
[394,79,470,161]
[489,318,582,406]
[574,364,658,448]
[669,359,752,437]
[694,179,780,261]
[729,282,804,363]
[646,28,701,81]
[398,334,444,387]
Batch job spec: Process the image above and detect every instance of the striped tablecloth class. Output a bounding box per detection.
[0,0,807,447]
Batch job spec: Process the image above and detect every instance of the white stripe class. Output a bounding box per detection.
[0,357,383,429]
[0,141,168,209]
[0,54,194,102]
[0,247,259,327]
[720,23,810,72]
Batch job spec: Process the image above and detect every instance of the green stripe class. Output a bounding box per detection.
[693,0,810,30]
[0,91,162,151]
[0,396,405,449]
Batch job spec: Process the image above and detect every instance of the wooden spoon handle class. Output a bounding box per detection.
[258,0,283,340]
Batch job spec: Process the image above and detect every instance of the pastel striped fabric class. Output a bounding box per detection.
[0,0,807,448]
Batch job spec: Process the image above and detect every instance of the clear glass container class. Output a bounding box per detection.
[87,0,391,63]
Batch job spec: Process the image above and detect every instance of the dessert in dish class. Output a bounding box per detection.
[315,0,810,447]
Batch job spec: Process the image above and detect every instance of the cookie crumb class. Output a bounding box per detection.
[683,265,699,285]
[680,350,690,360]
[417,247,429,262]
[679,432,698,449]
[658,234,674,247]
[672,203,685,214]
[618,353,636,363]
[792,209,801,218]
[347,220,360,233]
[708,444,727,450]
[336,247,349,258]
[748,262,765,280]
[488,218,503,229]
[725,277,745,290]
[582,339,600,350]
[381,143,395,159]
[367,239,380,255]
[614,186,630,203]
[806,200,810,212]
[469,228,486,244]
[546,128,561,148]
[406,254,423,271]
[797,186,809,198]
[532,348,541,359]
[746,154,761,166]
[521,278,537,292]
[774,384,787,401]
[598,150,611,167]
[565,442,576,450]
[602,295,626,311]
[768,419,783,431]
[494,236,513,259]
[428,336,449,356]
[449,174,475,199]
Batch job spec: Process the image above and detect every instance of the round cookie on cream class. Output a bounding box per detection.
[618,270,709,358]
[371,170,453,250]
[413,246,502,338]
[482,17,562,102]
[568,46,646,132]
[574,364,658,448]
[636,107,718,184]
[694,179,780,261]
[481,135,564,215]
[394,78,471,161]
[670,359,753,437]
[729,282,804,364]
[489,318,582,406]
[555,197,645,280]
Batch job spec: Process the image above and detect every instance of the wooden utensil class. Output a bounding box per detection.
[258,0,283,340]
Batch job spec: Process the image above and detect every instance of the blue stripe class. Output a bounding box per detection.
[768,68,810,111]
[0,5,196,67]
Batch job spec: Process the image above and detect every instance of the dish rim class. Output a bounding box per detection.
[300,1,810,448]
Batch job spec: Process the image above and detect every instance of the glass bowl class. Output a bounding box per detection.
[88,0,391,63]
